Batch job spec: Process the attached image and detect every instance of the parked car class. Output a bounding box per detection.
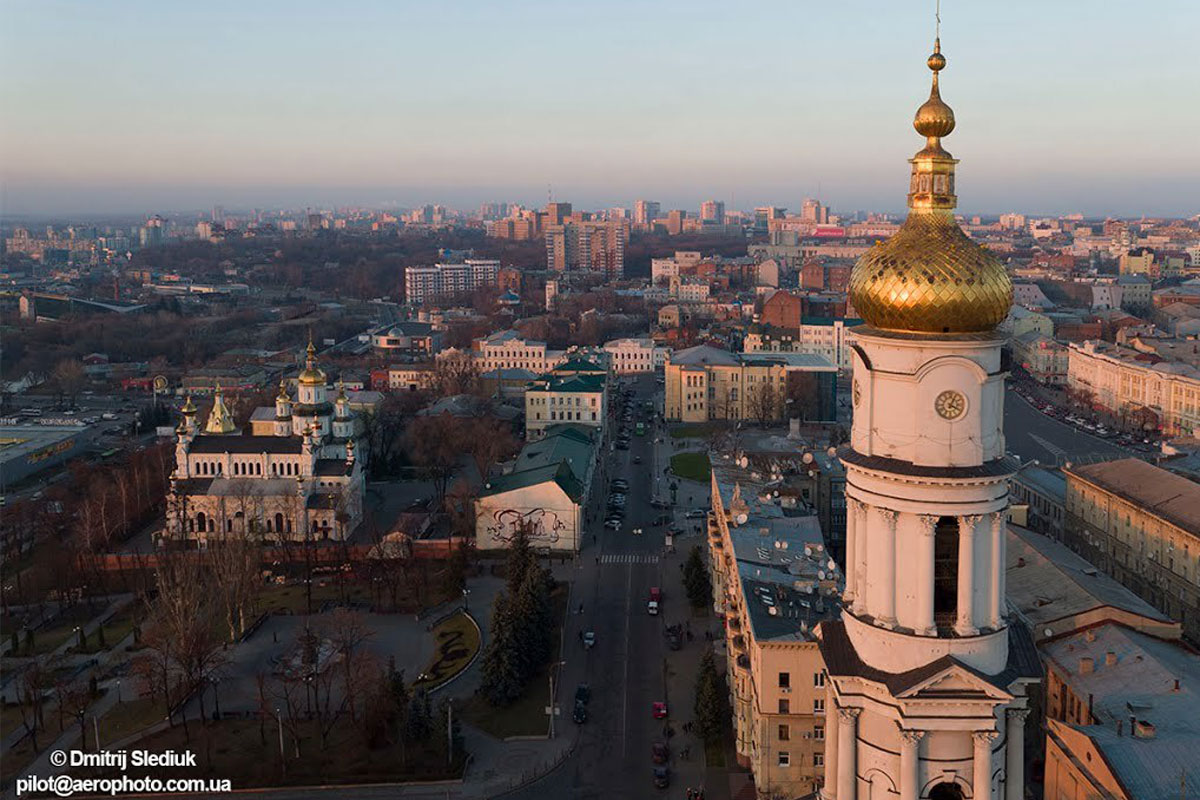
[652,701,668,719]
[651,741,670,764]
[583,631,596,649]
[573,702,588,724]
[575,684,591,705]
[684,509,707,519]
[604,519,622,530]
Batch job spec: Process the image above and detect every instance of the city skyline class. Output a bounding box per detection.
[2,0,1198,217]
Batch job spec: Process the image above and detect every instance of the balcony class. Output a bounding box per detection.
[727,614,741,631]
[736,653,751,670]
[732,634,747,653]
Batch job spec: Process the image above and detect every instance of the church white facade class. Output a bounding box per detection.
[819,37,1040,800]
[165,341,365,544]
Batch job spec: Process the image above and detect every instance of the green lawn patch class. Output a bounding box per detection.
[412,611,480,691]
[459,589,568,739]
[670,451,711,482]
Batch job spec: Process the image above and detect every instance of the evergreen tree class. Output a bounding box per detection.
[683,546,712,609]
[405,689,432,742]
[694,648,730,744]
[479,594,525,706]
[510,564,552,681]
[505,522,536,596]
[97,625,107,650]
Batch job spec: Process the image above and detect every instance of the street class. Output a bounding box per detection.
[1002,386,1137,466]
[507,374,714,800]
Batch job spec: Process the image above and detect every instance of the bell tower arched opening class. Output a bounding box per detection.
[933,515,959,630]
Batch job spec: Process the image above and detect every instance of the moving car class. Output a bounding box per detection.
[648,587,661,615]
[651,741,670,764]
[651,701,668,719]
[583,631,596,649]
[604,519,622,530]
[575,684,591,705]
[573,702,588,724]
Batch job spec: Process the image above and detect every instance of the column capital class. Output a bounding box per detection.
[837,706,862,723]
[916,514,939,534]
[990,510,1007,530]
[1006,707,1031,723]
[972,729,999,746]
[877,507,897,526]
[847,496,868,515]
[959,514,984,533]
[899,728,926,746]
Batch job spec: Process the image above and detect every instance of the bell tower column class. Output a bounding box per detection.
[989,512,1006,628]
[1005,709,1030,800]
[915,515,938,635]
[973,729,998,800]
[956,515,982,636]
[836,706,860,800]
[899,729,925,800]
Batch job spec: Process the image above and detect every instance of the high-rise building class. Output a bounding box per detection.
[801,197,828,224]
[545,220,627,279]
[820,37,1036,800]
[700,200,726,224]
[404,259,499,304]
[545,201,573,227]
[634,199,660,227]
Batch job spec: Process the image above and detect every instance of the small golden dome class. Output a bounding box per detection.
[181,394,197,415]
[297,337,326,386]
[914,40,954,139]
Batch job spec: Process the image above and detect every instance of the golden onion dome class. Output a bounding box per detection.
[297,337,326,386]
[849,37,1012,335]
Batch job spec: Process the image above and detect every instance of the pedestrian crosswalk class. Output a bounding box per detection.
[599,554,660,565]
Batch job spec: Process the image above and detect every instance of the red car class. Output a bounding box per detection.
[652,701,668,720]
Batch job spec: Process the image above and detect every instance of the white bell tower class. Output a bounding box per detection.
[819,35,1039,800]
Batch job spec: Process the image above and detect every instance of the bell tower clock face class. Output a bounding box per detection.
[934,390,966,420]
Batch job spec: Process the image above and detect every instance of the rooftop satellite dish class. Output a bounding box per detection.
[827,447,837,457]
[802,452,814,464]
[818,570,826,580]
[804,545,812,556]
[1044,628,1053,638]
[736,513,748,525]
[827,559,837,571]
[738,456,749,468]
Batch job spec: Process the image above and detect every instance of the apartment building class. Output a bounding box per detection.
[474,330,566,373]
[404,259,500,304]
[1010,332,1068,386]
[1067,340,1200,435]
[602,338,668,374]
[545,219,628,278]
[1063,458,1200,644]
[743,318,858,371]
[706,458,840,798]
[524,373,607,439]
[664,345,838,423]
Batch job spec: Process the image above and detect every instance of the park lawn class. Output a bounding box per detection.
[670,451,712,482]
[75,717,464,787]
[412,611,481,691]
[18,604,104,656]
[257,581,374,615]
[459,589,568,739]
[67,607,140,655]
[96,696,169,745]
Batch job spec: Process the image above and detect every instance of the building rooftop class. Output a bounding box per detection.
[479,461,583,502]
[1013,464,1067,502]
[1065,458,1200,535]
[514,427,595,484]
[1006,525,1176,642]
[1044,624,1200,798]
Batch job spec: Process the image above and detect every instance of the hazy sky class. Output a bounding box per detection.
[2,0,1198,217]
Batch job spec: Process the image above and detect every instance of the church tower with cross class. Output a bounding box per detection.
[818,32,1040,800]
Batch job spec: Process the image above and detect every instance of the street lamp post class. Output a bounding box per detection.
[212,677,221,721]
[276,707,286,777]
[462,588,470,612]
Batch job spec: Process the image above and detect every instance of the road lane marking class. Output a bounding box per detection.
[621,562,631,758]
[600,554,659,564]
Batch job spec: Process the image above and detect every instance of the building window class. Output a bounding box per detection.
[778,752,790,767]
[778,724,790,741]
[778,699,789,714]
[814,753,824,768]
[814,725,824,740]
[779,672,790,688]
[813,698,825,713]
[814,672,826,687]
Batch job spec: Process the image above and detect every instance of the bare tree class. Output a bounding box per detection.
[323,609,374,725]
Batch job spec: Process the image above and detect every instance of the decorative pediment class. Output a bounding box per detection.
[895,662,1013,702]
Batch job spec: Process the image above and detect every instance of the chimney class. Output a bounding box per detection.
[1087,693,1094,722]
[1173,678,1181,692]
[1079,656,1095,675]
[1116,719,1123,737]
[1134,720,1156,739]
[1105,651,1117,666]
